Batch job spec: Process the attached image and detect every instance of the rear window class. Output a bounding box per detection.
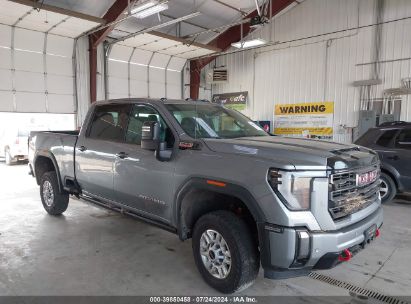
[395,129,411,149]
[87,104,130,141]
[376,129,398,147]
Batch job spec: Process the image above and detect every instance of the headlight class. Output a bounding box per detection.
[268,169,312,211]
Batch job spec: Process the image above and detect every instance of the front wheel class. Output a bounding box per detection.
[192,211,259,294]
[40,171,69,215]
[380,172,396,203]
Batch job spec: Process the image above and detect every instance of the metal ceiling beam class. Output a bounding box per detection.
[89,0,136,103]
[108,12,202,45]
[189,0,295,99]
[9,0,105,24]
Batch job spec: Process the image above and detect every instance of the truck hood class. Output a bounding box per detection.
[203,136,378,170]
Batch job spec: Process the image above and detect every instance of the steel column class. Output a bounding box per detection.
[89,0,135,103]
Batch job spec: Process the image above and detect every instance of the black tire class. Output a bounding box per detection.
[5,149,13,165]
[40,171,69,215]
[192,210,259,294]
[380,172,396,203]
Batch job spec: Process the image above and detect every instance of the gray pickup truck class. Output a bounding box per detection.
[29,98,383,293]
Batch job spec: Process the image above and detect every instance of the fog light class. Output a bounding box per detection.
[291,230,311,267]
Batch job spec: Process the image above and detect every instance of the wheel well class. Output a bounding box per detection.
[179,188,258,244]
[34,156,55,186]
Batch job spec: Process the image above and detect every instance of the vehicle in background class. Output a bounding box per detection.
[28,98,382,293]
[355,121,411,203]
[0,128,30,165]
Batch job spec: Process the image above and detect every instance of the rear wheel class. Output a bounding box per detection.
[192,210,259,294]
[380,172,396,203]
[40,171,69,215]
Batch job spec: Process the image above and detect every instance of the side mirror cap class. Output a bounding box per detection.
[141,121,160,150]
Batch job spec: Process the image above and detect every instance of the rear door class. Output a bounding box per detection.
[389,128,411,190]
[75,104,131,201]
[113,103,177,223]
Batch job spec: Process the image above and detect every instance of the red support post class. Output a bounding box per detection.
[189,0,295,99]
[89,0,135,103]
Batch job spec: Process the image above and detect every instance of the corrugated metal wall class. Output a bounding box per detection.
[210,0,411,143]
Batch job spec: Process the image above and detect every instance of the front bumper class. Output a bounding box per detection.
[260,205,383,279]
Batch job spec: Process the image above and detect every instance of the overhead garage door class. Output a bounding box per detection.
[107,44,186,100]
[0,24,75,113]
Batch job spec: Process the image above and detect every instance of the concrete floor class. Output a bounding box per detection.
[0,162,411,297]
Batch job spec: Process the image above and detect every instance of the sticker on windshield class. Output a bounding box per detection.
[248,121,264,131]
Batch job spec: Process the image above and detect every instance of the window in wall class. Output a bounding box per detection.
[88,104,130,141]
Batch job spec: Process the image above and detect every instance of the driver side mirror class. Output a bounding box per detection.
[141,121,172,162]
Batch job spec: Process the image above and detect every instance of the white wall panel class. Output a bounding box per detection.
[110,45,133,61]
[0,69,12,90]
[108,77,128,96]
[168,57,186,71]
[47,94,75,113]
[14,50,43,72]
[0,48,12,69]
[130,80,148,97]
[107,46,183,100]
[46,55,72,76]
[211,0,411,143]
[47,35,74,57]
[130,64,147,81]
[108,60,128,78]
[14,71,44,92]
[48,75,74,95]
[15,92,46,112]
[151,53,170,69]
[131,48,153,65]
[1,25,75,114]
[14,28,44,52]
[0,24,11,47]
[0,91,13,111]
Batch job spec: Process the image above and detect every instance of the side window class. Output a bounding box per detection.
[126,104,175,148]
[395,129,411,150]
[88,104,130,141]
[376,129,398,147]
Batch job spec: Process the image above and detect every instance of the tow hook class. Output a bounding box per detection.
[375,228,380,237]
[338,249,352,262]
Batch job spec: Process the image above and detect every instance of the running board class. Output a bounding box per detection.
[79,195,177,234]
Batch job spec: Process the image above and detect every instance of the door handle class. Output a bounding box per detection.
[387,155,399,160]
[78,145,87,152]
[116,152,128,159]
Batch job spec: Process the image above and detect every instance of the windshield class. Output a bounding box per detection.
[166,103,269,139]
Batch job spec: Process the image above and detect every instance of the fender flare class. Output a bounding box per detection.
[33,151,64,193]
[174,177,266,240]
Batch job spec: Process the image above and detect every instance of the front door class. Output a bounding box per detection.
[113,103,177,223]
[76,103,131,201]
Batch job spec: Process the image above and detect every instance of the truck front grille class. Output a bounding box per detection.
[329,165,380,220]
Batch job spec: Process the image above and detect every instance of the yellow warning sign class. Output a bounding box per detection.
[274,102,334,139]
[275,102,334,115]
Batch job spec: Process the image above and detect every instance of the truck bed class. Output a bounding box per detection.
[29,130,79,187]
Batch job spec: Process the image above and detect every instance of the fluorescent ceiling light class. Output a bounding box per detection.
[231,38,267,49]
[130,1,157,14]
[131,0,169,19]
